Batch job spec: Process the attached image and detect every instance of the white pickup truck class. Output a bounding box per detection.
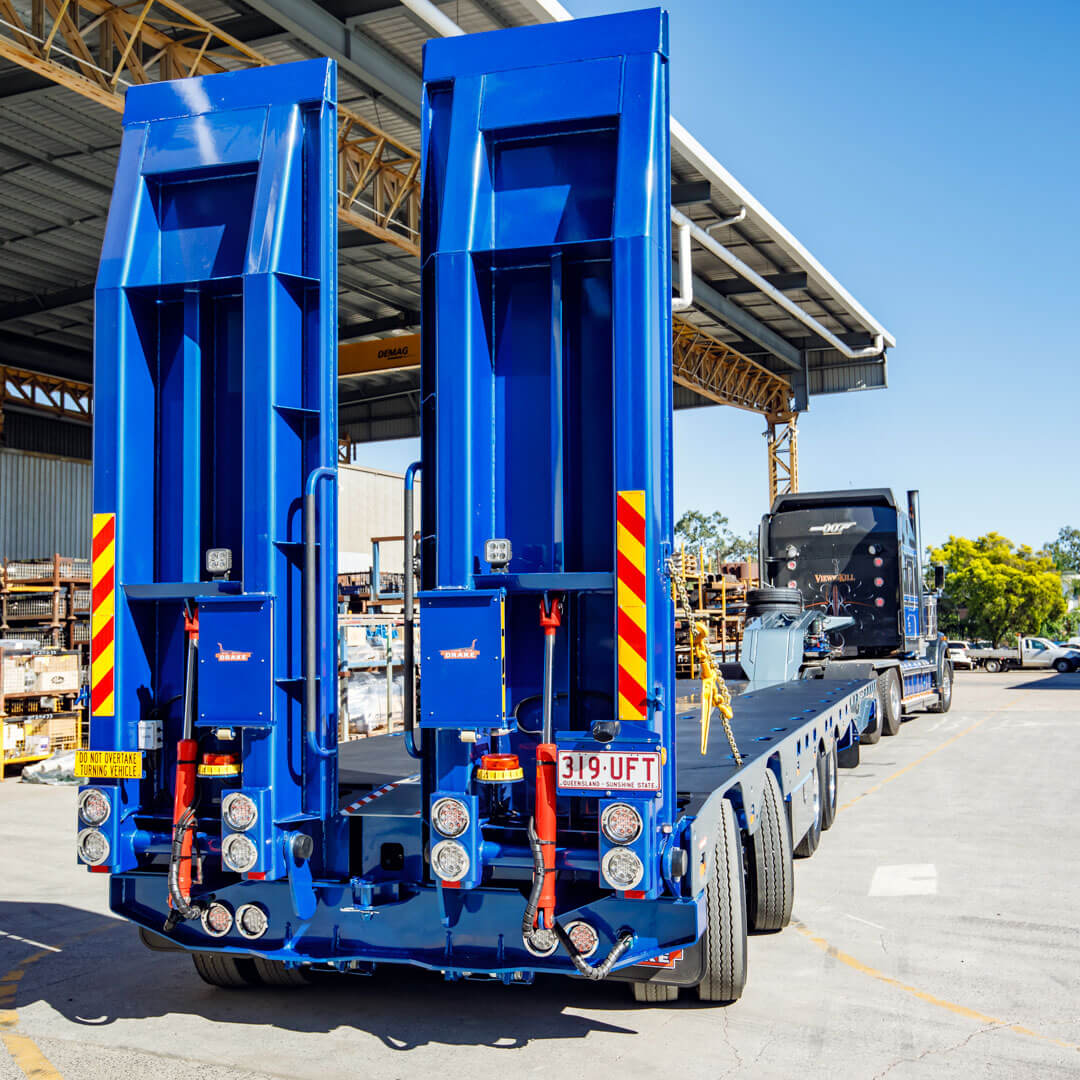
[969,636,1080,673]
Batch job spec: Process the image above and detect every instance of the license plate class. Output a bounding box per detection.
[75,751,143,780]
[557,750,661,791]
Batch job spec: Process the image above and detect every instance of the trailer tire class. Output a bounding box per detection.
[252,957,312,987]
[819,744,838,831]
[697,799,748,1003]
[192,952,260,989]
[631,981,679,1003]
[879,670,902,736]
[930,662,954,712]
[794,751,823,858]
[747,769,793,932]
[984,658,1001,674]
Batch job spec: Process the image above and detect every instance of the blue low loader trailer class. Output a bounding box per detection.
[756,488,953,744]
[77,9,879,1004]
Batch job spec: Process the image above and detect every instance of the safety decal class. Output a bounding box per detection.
[91,513,116,717]
[616,490,648,721]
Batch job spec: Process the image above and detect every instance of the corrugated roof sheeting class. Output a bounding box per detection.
[0,448,91,560]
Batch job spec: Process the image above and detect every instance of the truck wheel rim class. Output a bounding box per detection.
[890,679,900,716]
[942,669,952,705]
[828,758,836,806]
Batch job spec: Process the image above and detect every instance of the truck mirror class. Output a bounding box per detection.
[934,564,945,590]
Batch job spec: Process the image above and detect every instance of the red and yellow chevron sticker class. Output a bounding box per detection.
[616,490,648,721]
[91,513,116,717]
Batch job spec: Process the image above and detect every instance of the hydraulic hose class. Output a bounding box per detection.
[166,622,201,929]
[521,817,547,941]
[525,815,635,980]
[164,805,201,929]
[554,922,635,981]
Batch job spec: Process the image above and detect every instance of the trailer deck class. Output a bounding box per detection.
[338,675,874,819]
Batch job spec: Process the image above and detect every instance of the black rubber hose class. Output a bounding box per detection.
[521,817,547,942]
[554,922,635,981]
[164,805,201,929]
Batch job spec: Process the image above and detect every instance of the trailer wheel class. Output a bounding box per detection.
[747,768,793,932]
[984,658,1001,674]
[697,799,748,1003]
[192,952,260,989]
[794,752,823,858]
[879,670,902,736]
[819,744,838,831]
[252,957,313,987]
[631,981,679,1003]
[930,662,954,712]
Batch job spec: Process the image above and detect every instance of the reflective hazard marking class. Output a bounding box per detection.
[91,513,116,717]
[616,490,647,721]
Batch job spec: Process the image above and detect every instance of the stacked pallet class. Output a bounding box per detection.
[1,556,90,774]
[673,549,759,678]
[1,646,84,772]
[1,555,91,654]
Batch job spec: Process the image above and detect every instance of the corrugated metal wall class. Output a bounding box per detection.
[0,454,410,569]
[0,448,92,560]
[338,464,418,574]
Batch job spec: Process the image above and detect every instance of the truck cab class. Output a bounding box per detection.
[757,488,952,733]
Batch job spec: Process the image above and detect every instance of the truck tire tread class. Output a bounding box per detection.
[794,751,824,858]
[631,981,679,1003]
[697,800,748,1003]
[192,952,260,989]
[252,957,312,987]
[879,670,902,736]
[747,768,794,932]
[820,744,838,831]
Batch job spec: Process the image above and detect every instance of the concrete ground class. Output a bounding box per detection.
[2,670,1078,1079]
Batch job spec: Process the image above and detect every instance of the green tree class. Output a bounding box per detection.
[1045,526,1080,572]
[930,532,1066,645]
[674,510,756,564]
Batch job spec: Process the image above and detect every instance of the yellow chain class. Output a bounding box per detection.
[669,556,740,763]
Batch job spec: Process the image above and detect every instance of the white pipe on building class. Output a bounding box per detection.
[706,206,746,233]
[399,0,465,37]
[671,207,885,360]
[671,222,694,312]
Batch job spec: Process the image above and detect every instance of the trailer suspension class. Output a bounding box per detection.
[669,558,740,763]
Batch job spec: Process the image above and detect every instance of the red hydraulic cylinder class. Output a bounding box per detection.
[534,595,563,930]
[535,742,558,928]
[171,738,198,904]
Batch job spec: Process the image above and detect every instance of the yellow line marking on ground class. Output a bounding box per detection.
[0,947,62,1080]
[839,715,991,814]
[793,922,1080,1053]
[0,923,120,1080]
[805,698,1079,1055]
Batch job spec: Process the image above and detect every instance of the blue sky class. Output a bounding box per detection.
[356,0,1079,551]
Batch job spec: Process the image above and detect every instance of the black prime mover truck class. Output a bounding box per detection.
[756,488,951,740]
